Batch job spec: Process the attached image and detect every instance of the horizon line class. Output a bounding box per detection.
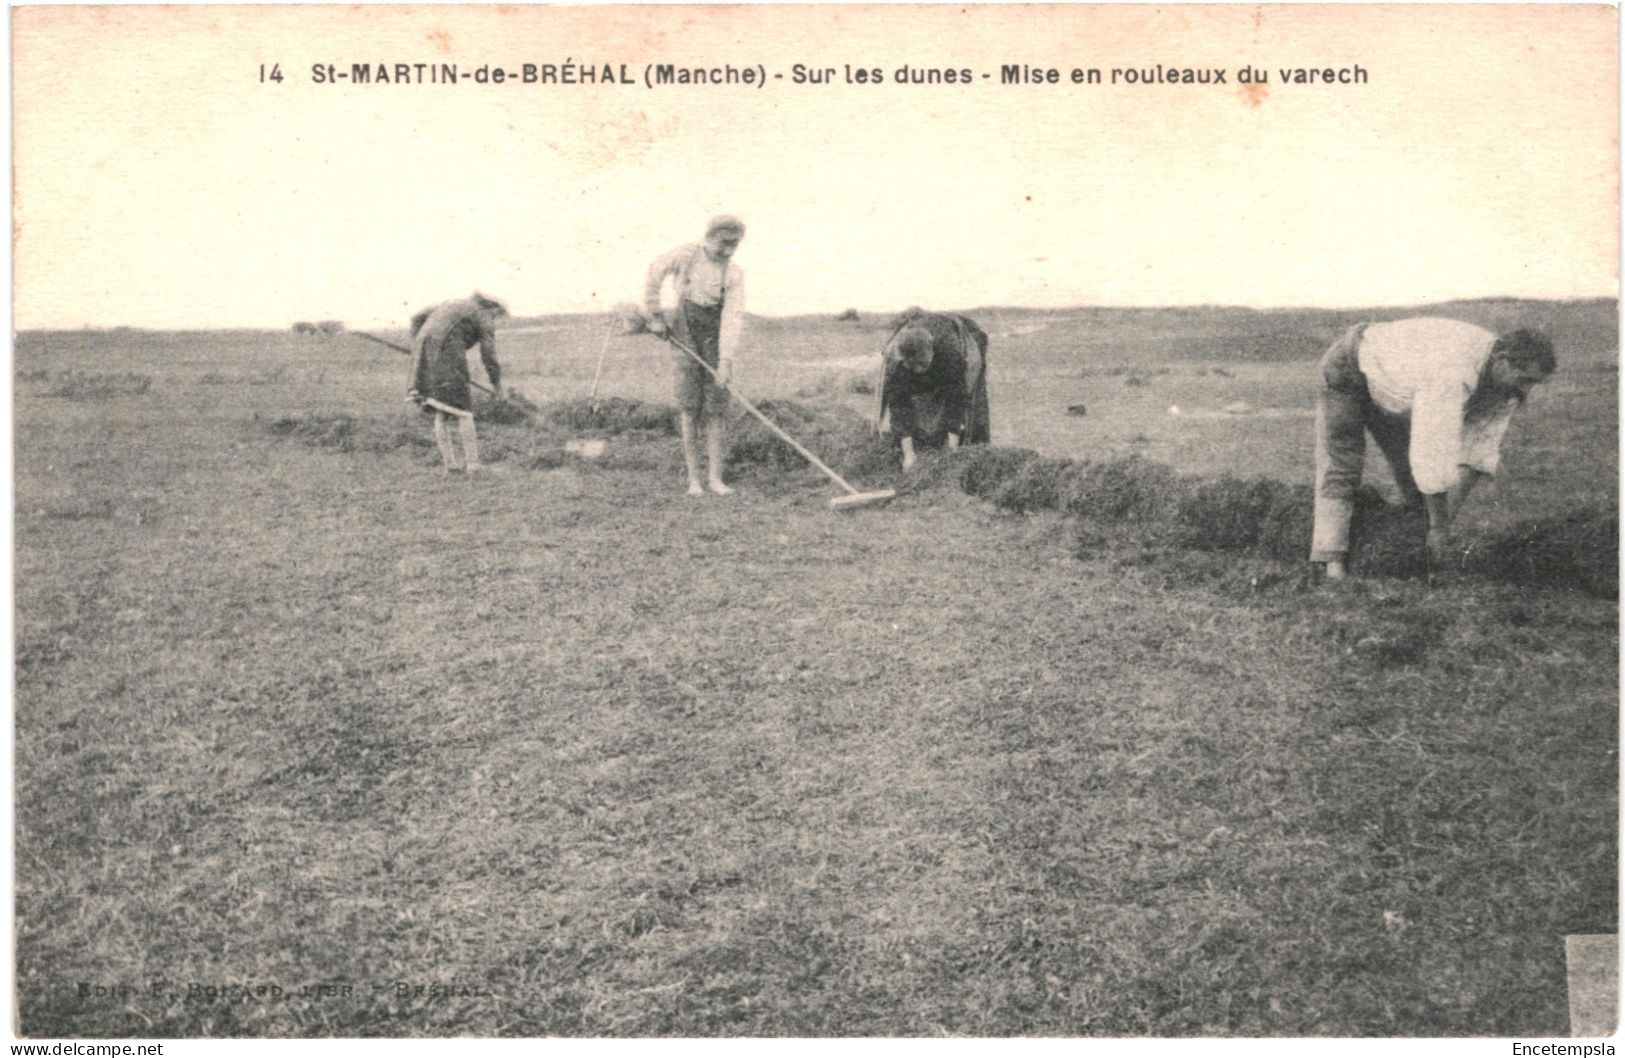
[15,293,1621,334]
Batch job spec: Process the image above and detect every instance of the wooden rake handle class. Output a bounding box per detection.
[661,332,862,496]
[353,330,511,404]
[588,319,618,411]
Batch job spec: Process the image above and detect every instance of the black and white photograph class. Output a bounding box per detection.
[9,3,1619,1043]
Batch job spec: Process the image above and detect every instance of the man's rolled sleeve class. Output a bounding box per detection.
[1408,382,1470,494]
[718,268,746,361]
[1461,404,1515,476]
[645,247,690,318]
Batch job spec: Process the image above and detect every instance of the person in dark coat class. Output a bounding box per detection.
[408,293,507,472]
[876,310,991,470]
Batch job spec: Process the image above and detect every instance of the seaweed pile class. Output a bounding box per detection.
[267,394,1616,596]
[913,445,1615,597]
[725,399,897,482]
[541,397,678,436]
[268,413,431,455]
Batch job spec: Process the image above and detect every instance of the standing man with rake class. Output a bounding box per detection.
[408,293,508,473]
[645,215,747,496]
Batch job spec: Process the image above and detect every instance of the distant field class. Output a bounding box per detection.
[13,300,1617,1037]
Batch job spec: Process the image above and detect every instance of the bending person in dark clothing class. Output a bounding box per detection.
[877,310,991,470]
[408,293,508,473]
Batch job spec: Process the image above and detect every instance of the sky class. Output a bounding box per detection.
[11,4,1619,330]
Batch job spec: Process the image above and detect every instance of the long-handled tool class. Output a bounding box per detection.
[586,318,618,415]
[652,326,895,511]
[352,330,540,421]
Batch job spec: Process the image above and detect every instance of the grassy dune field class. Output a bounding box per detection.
[13,300,1617,1037]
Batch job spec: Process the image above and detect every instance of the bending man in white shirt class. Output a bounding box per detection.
[645,215,747,496]
[1312,318,1556,580]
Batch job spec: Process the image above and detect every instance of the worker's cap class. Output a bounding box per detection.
[471,292,509,317]
[704,215,746,240]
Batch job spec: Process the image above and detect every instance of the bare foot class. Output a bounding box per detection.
[708,480,734,496]
[687,481,706,497]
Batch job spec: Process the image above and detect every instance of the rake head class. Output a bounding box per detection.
[829,489,897,511]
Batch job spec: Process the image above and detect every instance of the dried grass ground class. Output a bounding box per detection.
[12,304,1617,1038]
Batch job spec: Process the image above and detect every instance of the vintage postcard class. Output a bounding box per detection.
[10,4,1618,1046]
